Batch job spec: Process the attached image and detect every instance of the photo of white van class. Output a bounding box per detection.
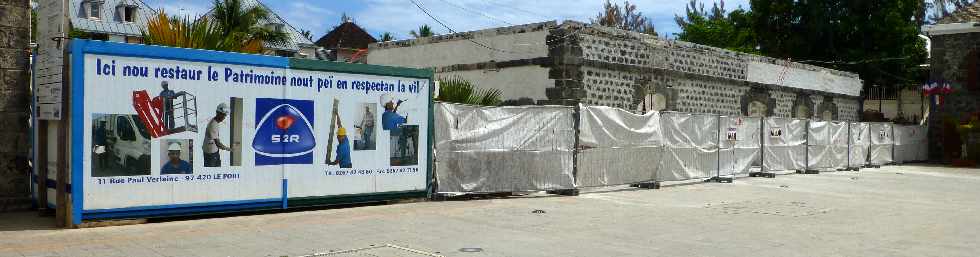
[92,114,152,177]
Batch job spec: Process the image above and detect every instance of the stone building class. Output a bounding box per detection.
[368,21,863,120]
[923,2,980,160]
[0,0,31,210]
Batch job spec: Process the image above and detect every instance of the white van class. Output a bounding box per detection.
[95,114,151,171]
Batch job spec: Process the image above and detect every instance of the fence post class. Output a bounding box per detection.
[550,103,581,196]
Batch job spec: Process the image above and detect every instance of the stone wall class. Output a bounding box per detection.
[0,0,31,211]
[546,21,863,121]
[928,32,980,161]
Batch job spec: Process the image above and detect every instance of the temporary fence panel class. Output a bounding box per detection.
[868,122,895,165]
[718,116,762,178]
[807,121,848,171]
[894,125,928,163]
[915,125,929,161]
[829,122,850,170]
[659,112,719,181]
[70,40,433,224]
[893,125,914,163]
[806,121,831,171]
[848,122,870,168]
[577,105,663,187]
[763,117,808,173]
[434,103,575,193]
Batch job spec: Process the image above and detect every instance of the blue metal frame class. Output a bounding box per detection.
[69,40,433,224]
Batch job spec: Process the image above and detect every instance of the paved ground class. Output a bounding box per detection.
[1,165,979,257]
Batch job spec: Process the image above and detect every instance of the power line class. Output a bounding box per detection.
[407,0,529,55]
[432,0,514,26]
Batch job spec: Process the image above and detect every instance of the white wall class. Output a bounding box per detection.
[437,66,553,101]
[367,28,551,68]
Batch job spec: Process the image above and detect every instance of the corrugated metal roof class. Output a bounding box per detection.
[939,2,980,24]
[69,0,157,37]
[202,0,316,52]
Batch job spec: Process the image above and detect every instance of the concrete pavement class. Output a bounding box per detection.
[1,165,978,257]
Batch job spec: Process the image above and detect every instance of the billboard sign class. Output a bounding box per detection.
[71,40,432,224]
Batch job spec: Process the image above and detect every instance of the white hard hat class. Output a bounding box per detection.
[216,103,229,114]
[167,142,181,151]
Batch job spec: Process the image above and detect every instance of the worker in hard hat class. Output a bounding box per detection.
[161,142,192,175]
[382,100,407,160]
[203,103,232,167]
[159,81,176,131]
[328,127,353,168]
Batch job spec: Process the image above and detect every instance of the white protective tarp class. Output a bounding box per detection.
[577,105,663,187]
[434,103,576,193]
[868,123,895,165]
[915,125,929,161]
[848,122,870,168]
[807,121,848,171]
[718,116,762,177]
[894,125,928,163]
[764,117,808,173]
[659,112,719,181]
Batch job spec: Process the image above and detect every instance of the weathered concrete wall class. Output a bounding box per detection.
[368,22,556,102]
[546,21,863,121]
[928,32,980,161]
[0,0,32,211]
[437,66,552,101]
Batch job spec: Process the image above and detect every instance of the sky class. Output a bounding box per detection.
[142,0,752,41]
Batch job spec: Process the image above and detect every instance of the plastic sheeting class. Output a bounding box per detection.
[659,113,719,181]
[894,125,928,163]
[807,121,848,171]
[577,105,663,187]
[434,103,576,193]
[718,116,762,177]
[848,122,870,168]
[868,123,894,165]
[764,117,808,172]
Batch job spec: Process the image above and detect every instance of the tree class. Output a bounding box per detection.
[409,25,433,38]
[142,12,264,53]
[300,29,312,41]
[675,0,758,54]
[379,32,395,42]
[591,0,657,36]
[210,0,290,48]
[436,76,502,106]
[749,0,928,90]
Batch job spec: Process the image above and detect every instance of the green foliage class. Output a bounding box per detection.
[141,12,264,53]
[409,25,433,38]
[592,0,657,36]
[748,0,929,89]
[674,0,758,54]
[210,0,290,47]
[436,76,502,106]
[300,29,312,41]
[379,32,395,42]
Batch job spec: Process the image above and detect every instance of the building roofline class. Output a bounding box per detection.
[370,21,558,50]
[922,22,980,36]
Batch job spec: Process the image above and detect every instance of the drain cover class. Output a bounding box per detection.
[459,248,484,253]
[300,244,443,257]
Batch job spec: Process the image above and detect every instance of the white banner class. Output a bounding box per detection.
[77,41,430,212]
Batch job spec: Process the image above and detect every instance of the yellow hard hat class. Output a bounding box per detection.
[337,127,347,136]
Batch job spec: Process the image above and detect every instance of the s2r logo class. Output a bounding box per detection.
[253,98,316,165]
